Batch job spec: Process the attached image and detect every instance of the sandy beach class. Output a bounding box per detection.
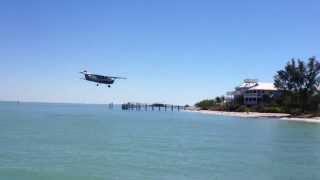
[187,110,320,123]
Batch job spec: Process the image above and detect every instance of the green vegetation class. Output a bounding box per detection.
[195,98,222,110]
[195,57,320,115]
[274,57,320,114]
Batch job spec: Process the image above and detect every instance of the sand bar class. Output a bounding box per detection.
[187,110,320,123]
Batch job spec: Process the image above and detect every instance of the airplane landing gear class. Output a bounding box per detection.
[108,85,111,88]
[96,84,99,86]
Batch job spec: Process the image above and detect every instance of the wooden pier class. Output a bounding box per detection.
[120,103,186,112]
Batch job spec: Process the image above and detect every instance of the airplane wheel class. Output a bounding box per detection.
[108,85,111,88]
[97,84,99,86]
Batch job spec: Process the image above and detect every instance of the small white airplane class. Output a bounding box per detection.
[80,70,126,88]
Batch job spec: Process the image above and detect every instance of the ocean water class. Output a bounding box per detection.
[0,102,320,180]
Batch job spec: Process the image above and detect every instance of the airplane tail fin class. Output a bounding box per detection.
[80,70,87,74]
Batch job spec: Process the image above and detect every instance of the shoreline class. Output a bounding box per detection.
[186,110,320,123]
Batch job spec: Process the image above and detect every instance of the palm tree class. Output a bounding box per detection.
[274,57,320,113]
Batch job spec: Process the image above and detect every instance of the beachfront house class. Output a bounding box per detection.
[228,79,280,106]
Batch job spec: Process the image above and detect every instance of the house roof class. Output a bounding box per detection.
[237,82,257,89]
[248,82,277,91]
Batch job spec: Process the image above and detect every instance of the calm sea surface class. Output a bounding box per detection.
[0,102,320,180]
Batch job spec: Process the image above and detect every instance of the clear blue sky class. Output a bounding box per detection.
[1,0,319,105]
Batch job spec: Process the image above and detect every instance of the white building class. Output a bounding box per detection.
[228,79,279,105]
[243,82,278,105]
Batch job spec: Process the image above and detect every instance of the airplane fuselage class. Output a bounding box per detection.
[85,74,115,85]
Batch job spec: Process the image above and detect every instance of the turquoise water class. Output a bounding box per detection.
[0,102,320,180]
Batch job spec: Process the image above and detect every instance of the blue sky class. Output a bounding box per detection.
[1,0,319,105]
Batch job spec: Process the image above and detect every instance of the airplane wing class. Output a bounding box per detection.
[80,70,126,79]
[107,76,127,80]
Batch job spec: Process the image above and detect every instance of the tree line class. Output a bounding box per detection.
[195,57,320,115]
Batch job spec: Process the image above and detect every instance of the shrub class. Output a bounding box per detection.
[235,105,249,112]
[262,107,285,113]
[288,108,303,115]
